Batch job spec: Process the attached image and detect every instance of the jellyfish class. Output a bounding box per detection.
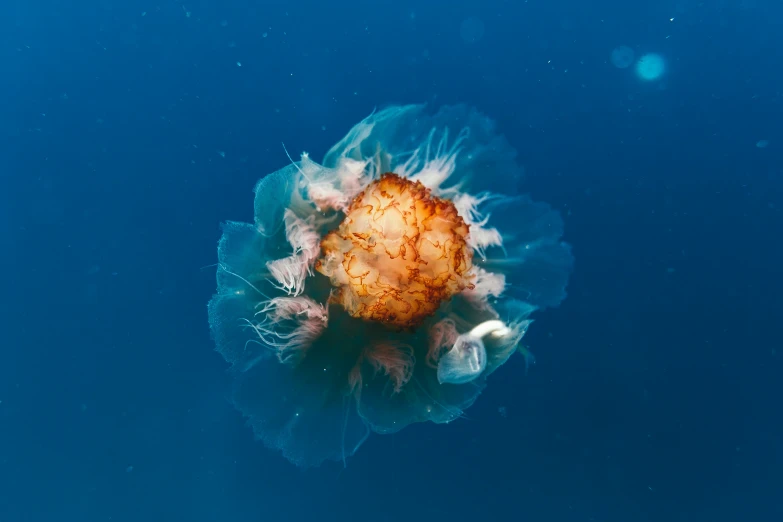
[207,104,573,467]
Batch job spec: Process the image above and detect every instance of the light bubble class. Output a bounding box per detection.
[611,45,635,69]
[635,53,666,81]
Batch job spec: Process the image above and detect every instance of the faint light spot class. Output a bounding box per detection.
[635,53,666,81]
[498,406,507,418]
[262,32,268,38]
[756,139,769,148]
[126,466,134,473]
[610,45,635,69]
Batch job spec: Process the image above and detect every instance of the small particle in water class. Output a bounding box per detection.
[756,140,769,148]
[126,466,134,473]
[217,151,225,158]
[498,406,507,418]
[262,32,268,38]
[667,267,675,274]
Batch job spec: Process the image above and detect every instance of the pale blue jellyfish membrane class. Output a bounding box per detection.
[635,52,666,81]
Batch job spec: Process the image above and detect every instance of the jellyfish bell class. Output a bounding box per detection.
[315,172,474,329]
[208,104,573,467]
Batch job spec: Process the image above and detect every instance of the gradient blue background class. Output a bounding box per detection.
[2,1,781,521]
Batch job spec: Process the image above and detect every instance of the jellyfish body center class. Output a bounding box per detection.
[316,173,474,328]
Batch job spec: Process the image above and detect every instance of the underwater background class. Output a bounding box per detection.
[2,0,781,521]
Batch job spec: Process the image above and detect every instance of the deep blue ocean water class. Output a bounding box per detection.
[2,0,781,521]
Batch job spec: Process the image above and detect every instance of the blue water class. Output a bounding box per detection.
[2,0,781,521]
